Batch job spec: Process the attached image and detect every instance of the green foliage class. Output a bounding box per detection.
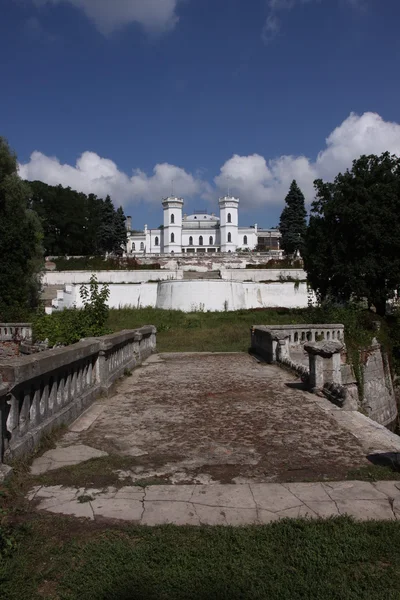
[79,275,110,337]
[304,152,400,316]
[28,181,127,256]
[53,256,161,271]
[0,137,43,320]
[0,507,17,558]
[279,180,308,256]
[33,276,110,345]
[247,259,303,269]
[4,516,400,599]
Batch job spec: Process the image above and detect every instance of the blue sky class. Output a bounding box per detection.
[2,0,400,227]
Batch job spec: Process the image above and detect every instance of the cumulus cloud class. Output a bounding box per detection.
[29,0,181,35]
[19,112,400,212]
[19,151,208,206]
[214,112,400,210]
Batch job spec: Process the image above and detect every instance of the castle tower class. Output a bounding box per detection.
[162,196,184,253]
[219,195,239,252]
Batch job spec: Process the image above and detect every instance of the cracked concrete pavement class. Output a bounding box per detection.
[28,481,400,524]
[27,352,400,524]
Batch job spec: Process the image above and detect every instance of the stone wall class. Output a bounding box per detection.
[251,325,398,430]
[361,342,398,429]
[0,326,156,465]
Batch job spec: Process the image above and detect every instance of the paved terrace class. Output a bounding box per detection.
[28,353,400,524]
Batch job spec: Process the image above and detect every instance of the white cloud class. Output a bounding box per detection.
[263,0,363,43]
[19,151,207,206]
[30,0,181,35]
[214,112,400,210]
[19,112,400,212]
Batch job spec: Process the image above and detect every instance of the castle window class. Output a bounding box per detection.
[189,236,193,246]
[171,214,175,224]
[155,236,159,246]
[171,233,175,243]
[243,235,248,245]
[227,213,232,223]
[199,235,203,246]
[228,232,232,243]
[140,242,144,250]
[209,236,213,245]
[132,243,135,251]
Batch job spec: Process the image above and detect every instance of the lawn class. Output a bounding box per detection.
[107,306,386,354]
[2,514,400,600]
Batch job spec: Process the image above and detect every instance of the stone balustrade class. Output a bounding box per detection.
[251,324,345,364]
[0,323,32,342]
[0,326,156,465]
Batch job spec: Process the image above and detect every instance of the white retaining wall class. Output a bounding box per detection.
[54,280,313,312]
[220,269,306,282]
[43,270,182,285]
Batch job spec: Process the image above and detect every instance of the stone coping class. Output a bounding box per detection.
[0,326,156,385]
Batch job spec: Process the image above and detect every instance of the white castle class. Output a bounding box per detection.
[126,195,280,255]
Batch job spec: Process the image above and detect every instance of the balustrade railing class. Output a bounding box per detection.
[0,326,156,464]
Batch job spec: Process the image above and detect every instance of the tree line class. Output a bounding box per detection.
[0,137,127,320]
[29,181,127,256]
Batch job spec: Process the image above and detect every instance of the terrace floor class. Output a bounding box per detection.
[28,352,400,524]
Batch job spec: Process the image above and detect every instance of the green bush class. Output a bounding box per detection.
[53,256,161,271]
[33,276,111,346]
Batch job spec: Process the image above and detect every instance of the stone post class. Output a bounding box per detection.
[304,340,344,392]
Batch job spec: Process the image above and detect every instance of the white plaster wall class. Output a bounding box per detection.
[43,270,183,285]
[52,280,313,312]
[156,280,311,312]
[221,269,307,282]
[61,283,158,309]
[242,282,311,309]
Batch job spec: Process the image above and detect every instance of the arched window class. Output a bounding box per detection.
[189,236,193,246]
[132,242,135,251]
[171,232,175,243]
[140,242,144,250]
[171,214,175,224]
[228,232,232,243]
[243,235,248,245]
[227,213,232,223]
[155,236,159,246]
[199,236,203,246]
[209,236,213,245]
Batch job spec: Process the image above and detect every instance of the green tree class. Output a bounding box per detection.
[303,152,400,316]
[279,180,307,256]
[98,195,116,254]
[113,206,127,255]
[0,138,42,320]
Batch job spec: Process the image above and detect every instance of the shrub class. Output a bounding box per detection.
[33,276,111,346]
[53,256,161,271]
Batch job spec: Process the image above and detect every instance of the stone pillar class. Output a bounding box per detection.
[304,340,344,391]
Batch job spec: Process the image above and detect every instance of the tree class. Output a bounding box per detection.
[0,137,43,320]
[303,152,400,316]
[279,180,307,256]
[113,206,127,255]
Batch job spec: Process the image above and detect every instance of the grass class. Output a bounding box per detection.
[107,305,387,354]
[2,515,400,599]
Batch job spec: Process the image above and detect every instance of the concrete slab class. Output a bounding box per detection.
[142,501,200,526]
[322,481,388,501]
[284,482,332,503]
[250,483,301,512]
[27,482,400,524]
[91,498,143,521]
[31,444,108,475]
[69,404,105,432]
[191,484,256,509]
[336,500,396,520]
[373,481,400,499]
